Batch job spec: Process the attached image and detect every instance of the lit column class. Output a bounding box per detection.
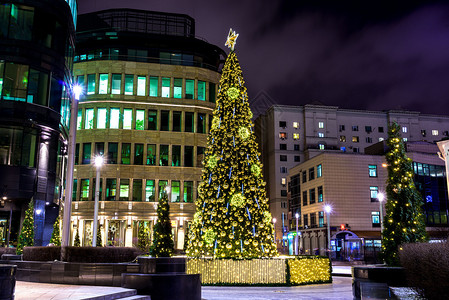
[92,155,103,247]
[295,213,299,255]
[378,193,385,233]
[62,84,82,247]
[273,218,277,247]
[437,141,449,201]
[324,205,332,258]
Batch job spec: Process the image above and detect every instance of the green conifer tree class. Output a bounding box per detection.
[96,225,103,247]
[17,200,35,254]
[186,45,277,258]
[382,122,427,265]
[49,215,61,246]
[138,221,150,252]
[74,227,81,247]
[149,189,174,257]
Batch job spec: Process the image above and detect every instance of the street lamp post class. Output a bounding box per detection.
[273,218,277,248]
[295,213,299,255]
[324,205,332,258]
[92,155,103,247]
[378,193,385,233]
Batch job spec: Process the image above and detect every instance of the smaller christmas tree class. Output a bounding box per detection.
[17,200,35,254]
[149,189,174,257]
[49,215,61,246]
[138,221,150,252]
[74,227,81,247]
[96,225,103,247]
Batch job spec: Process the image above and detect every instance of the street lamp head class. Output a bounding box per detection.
[295,213,299,219]
[378,193,385,202]
[94,155,104,167]
[2,196,6,200]
[324,204,332,214]
[273,218,277,224]
[72,84,83,101]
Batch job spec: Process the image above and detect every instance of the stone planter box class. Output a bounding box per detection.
[352,265,408,299]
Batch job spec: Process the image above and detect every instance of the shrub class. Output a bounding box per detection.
[400,241,449,300]
[23,246,61,261]
[61,246,144,263]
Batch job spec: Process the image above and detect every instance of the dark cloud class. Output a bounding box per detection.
[77,0,449,115]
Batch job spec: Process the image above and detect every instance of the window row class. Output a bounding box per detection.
[279,155,300,162]
[279,144,300,151]
[75,142,205,167]
[77,74,215,102]
[302,211,325,228]
[413,162,446,177]
[302,186,323,206]
[77,108,210,133]
[0,127,37,168]
[279,132,300,140]
[301,164,322,183]
[279,121,300,129]
[73,178,196,203]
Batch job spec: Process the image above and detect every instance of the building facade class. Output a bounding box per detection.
[255,104,449,251]
[71,9,225,248]
[0,0,76,246]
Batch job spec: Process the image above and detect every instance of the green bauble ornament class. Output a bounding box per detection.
[227,87,240,99]
[263,211,272,224]
[212,116,220,129]
[251,164,261,176]
[230,193,245,207]
[238,127,250,140]
[203,228,216,245]
[208,155,219,169]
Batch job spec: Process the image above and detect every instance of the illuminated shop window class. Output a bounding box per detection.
[174,78,182,99]
[171,181,180,202]
[119,179,129,200]
[185,79,194,99]
[99,74,108,94]
[161,77,170,98]
[145,179,155,202]
[106,179,116,201]
[183,181,193,203]
[134,143,143,165]
[172,145,181,166]
[110,108,120,129]
[198,80,206,100]
[97,108,107,129]
[146,144,156,165]
[85,108,94,129]
[111,74,121,94]
[136,109,145,130]
[87,74,95,95]
[133,179,142,201]
[160,145,169,166]
[137,76,146,96]
[124,74,133,95]
[121,143,131,164]
[149,76,158,97]
[148,110,157,130]
[123,108,132,130]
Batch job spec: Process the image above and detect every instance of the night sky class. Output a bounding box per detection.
[78,0,449,116]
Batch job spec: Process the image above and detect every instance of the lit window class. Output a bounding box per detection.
[97,108,107,129]
[161,77,170,98]
[99,74,108,94]
[279,132,287,140]
[110,108,120,129]
[432,130,439,136]
[124,75,134,95]
[149,76,158,97]
[184,181,193,202]
[80,179,90,200]
[137,76,146,96]
[293,133,299,140]
[121,143,131,165]
[136,109,145,130]
[145,179,155,202]
[111,74,121,94]
[123,109,132,130]
[85,108,94,129]
[318,132,324,138]
[171,181,180,202]
[403,138,408,142]
[87,74,95,95]
[369,165,377,177]
[77,109,82,130]
[317,164,322,177]
[185,79,194,99]
[319,144,324,150]
[340,136,346,142]
[370,186,378,201]
[198,80,206,100]
[293,122,299,129]
[119,179,129,200]
[352,136,359,143]
[318,122,324,129]
[421,130,426,137]
[174,78,182,99]
[372,211,380,227]
[281,178,286,185]
[402,126,407,133]
[318,186,323,202]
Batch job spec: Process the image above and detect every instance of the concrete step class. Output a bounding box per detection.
[116,295,151,300]
[83,289,138,300]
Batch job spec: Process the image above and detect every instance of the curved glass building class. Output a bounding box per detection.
[72,9,225,248]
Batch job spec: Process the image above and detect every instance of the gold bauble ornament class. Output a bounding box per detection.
[227,87,240,100]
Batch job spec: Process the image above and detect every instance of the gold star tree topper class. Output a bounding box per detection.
[225,28,239,51]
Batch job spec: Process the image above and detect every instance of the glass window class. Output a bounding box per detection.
[119,179,129,200]
[302,171,307,183]
[72,179,78,201]
[294,144,300,151]
[209,82,216,103]
[402,126,407,133]
[318,122,324,128]
[317,164,322,177]
[280,144,287,150]
[75,143,79,165]
[87,74,95,95]
[82,143,91,164]
[84,108,94,129]
[352,136,359,143]
[183,181,193,202]
[171,181,180,202]
[27,68,48,105]
[121,143,131,164]
[137,76,146,96]
[372,211,380,226]
[378,127,384,133]
[92,178,103,201]
[2,63,28,101]
[123,108,132,130]
[303,214,308,227]
[106,178,116,201]
[77,109,82,130]
[95,142,104,156]
[318,132,324,137]
[197,113,206,133]
[158,180,168,200]
[318,186,323,202]
[370,186,379,201]
[197,146,205,167]
[172,145,181,166]
[352,126,359,131]
[432,130,439,136]
[148,110,158,130]
[303,191,308,206]
[134,143,143,165]
[133,179,142,201]
[340,136,346,142]
[280,155,287,161]
[99,74,108,94]
[149,76,158,97]
[198,81,206,100]
[185,112,194,132]
[80,179,89,200]
[107,142,118,164]
[110,108,120,129]
[160,145,169,166]
[9,4,34,41]
[293,122,299,129]
[173,111,181,132]
[124,74,134,95]
[162,77,170,98]
[309,188,316,204]
[319,211,324,227]
[111,74,121,94]
[369,165,377,177]
[97,108,107,129]
[309,167,315,180]
[145,180,155,202]
[161,110,169,131]
[174,78,182,98]
[136,109,145,130]
[146,144,156,165]
[184,146,193,167]
[310,213,316,227]
[185,79,194,99]
[294,156,300,162]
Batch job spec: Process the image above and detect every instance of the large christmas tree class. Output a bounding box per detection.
[17,200,35,254]
[149,189,174,257]
[382,122,427,266]
[186,30,277,258]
